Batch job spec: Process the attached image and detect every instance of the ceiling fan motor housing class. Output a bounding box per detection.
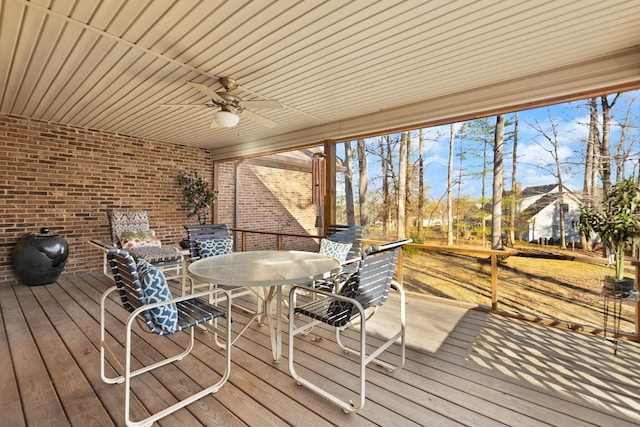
[216,91,242,113]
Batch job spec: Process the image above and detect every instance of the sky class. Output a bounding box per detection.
[336,90,640,201]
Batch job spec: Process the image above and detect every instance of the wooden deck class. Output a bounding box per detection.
[2,271,640,427]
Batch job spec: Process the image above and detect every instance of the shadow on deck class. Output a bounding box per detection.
[1,271,639,426]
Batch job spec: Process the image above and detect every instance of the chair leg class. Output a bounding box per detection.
[123,294,232,427]
[288,291,364,413]
[287,287,406,413]
[335,287,406,372]
[101,305,199,385]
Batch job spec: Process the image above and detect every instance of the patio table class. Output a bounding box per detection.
[188,250,340,362]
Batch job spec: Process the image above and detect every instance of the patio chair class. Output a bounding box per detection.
[182,224,234,295]
[100,248,231,427]
[91,210,183,276]
[301,237,353,299]
[327,224,365,263]
[183,224,261,318]
[288,238,411,413]
[312,224,365,292]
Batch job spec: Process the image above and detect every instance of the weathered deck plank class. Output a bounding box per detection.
[0,285,26,427]
[14,283,113,427]
[0,284,69,427]
[2,271,640,427]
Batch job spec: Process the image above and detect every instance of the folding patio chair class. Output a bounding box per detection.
[326,224,365,266]
[288,238,411,413]
[100,248,232,427]
[312,224,365,292]
[89,210,183,277]
[182,224,261,309]
[182,224,264,349]
[182,224,234,295]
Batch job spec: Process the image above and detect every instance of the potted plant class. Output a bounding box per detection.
[177,170,217,225]
[574,177,640,293]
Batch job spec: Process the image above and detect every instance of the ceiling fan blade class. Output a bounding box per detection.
[209,117,221,129]
[240,110,277,128]
[188,82,225,102]
[158,103,208,109]
[239,99,283,110]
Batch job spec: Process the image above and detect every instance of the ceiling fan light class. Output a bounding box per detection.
[214,110,240,127]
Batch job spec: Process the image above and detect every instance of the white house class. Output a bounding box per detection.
[519,184,583,244]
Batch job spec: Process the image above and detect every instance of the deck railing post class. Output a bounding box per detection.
[635,261,640,339]
[491,253,498,310]
[397,248,404,284]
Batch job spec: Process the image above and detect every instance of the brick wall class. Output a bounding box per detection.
[1,114,324,285]
[0,114,213,284]
[217,160,319,252]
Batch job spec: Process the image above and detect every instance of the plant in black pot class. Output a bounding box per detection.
[574,177,640,293]
[177,170,217,247]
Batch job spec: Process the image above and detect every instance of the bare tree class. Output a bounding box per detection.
[580,97,600,250]
[583,97,599,203]
[417,130,425,238]
[343,141,355,224]
[380,136,391,239]
[492,115,505,250]
[398,132,408,239]
[612,94,638,180]
[456,118,496,244]
[447,123,455,245]
[357,139,369,236]
[600,93,620,197]
[405,132,414,234]
[508,112,519,244]
[527,108,568,249]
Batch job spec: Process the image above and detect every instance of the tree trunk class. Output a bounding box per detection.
[357,139,369,237]
[417,130,425,238]
[404,132,413,234]
[491,115,504,250]
[582,97,598,249]
[381,137,390,240]
[600,94,619,197]
[509,112,518,245]
[398,132,408,239]
[447,123,455,245]
[344,141,355,225]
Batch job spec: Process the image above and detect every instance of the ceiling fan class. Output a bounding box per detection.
[160,77,283,128]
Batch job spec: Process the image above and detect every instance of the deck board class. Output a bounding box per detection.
[2,271,640,427]
[0,284,70,427]
[0,285,26,427]
[15,283,113,427]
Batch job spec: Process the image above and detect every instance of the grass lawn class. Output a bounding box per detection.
[373,228,638,335]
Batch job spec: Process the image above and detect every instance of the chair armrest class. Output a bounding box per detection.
[88,240,116,276]
[159,287,232,307]
[88,239,114,250]
[290,283,338,299]
[389,280,403,292]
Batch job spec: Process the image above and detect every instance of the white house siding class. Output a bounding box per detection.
[526,199,582,243]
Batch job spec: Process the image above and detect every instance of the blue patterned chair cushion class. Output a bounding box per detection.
[137,259,178,333]
[319,238,352,264]
[196,237,233,258]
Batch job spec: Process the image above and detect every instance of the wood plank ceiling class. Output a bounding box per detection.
[1,0,639,159]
